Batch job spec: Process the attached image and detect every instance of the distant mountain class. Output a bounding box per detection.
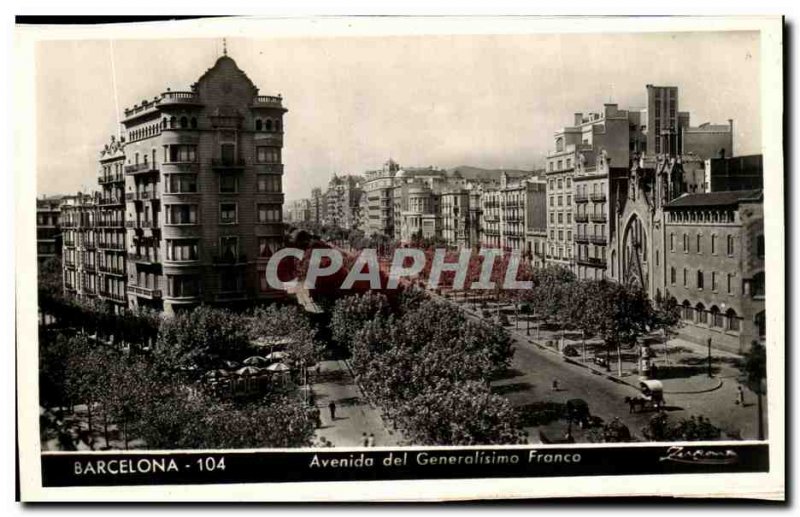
[448,165,545,182]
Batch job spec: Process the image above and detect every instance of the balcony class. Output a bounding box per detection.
[98,264,126,276]
[98,197,123,207]
[213,254,248,266]
[574,234,590,244]
[125,162,159,175]
[83,263,96,273]
[100,290,127,304]
[575,194,589,203]
[576,257,607,268]
[96,220,124,228]
[160,90,201,106]
[590,192,607,202]
[212,158,246,170]
[590,235,607,245]
[127,252,160,265]
[575,213,589,223]
[251,95,284,108]
[83,241,97,250]
[590,213,607,223]
[98,174,124,185]
[128,284,163,299]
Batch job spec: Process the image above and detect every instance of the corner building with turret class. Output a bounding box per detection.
[120,54,286,314]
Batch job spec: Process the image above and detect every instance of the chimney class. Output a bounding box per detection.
[574,113,583,126]
[728,118,734,155]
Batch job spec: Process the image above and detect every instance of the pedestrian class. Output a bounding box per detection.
[367,433,375,447]
[361,432,369,447]
[328,400,336,420]
[736,385,746,406]
[313,407,322,428]
[552,379,559,392]
[316,363,321,378]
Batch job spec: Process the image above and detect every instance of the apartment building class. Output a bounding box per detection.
[441,188,471,248]
[117,53,287,314]
[324,174,363,230]
[61,193,100,301]
[97,136,128,308]
[363,159,399,237]
[37,196,64,269]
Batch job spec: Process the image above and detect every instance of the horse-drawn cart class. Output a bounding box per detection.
[624,379,665,413]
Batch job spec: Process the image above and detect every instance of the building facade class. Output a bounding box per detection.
[363,159,399,237]
[37,196,65,269]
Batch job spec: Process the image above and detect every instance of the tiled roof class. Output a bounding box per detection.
[664,189,762,209]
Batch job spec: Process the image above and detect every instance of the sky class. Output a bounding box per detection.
[35,31,761,201]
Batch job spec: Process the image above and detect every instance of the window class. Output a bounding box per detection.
[557,179,563,189]
[567,195,572,206]
[557,213,563,224]
[266,119,273,132]
[558,230,563,241]
[167,174,197,193]
[567,230,572,241]
[697,270,704,290]
[726,309,740,331]
[710,306,723,328]
[695,303,707,324]
[190,117,197,129]
[166,204,198,225]
[711,234,717,254]
[727,273,733,294]
[566,178,572,188]
[670,233,675,252]
[757,234,765,258]
[219,175,238,194]
[566,213,572,224]
[557,160,563,171]
[220,203,237,224]
[670,267,676,284]
[696,234,702,254]
[166,239,198,261]
[220,236,238,260]
[549,213,554,224]
[683,234,688,253]
[258,237,279,258]
[558,196,563,207]
[180,116,188,129]
[712,271,718,291]
[683,268,687,286]
[257,175,281,193]
[255,119,263,131]
[168,145,197,163]
[727,235,735,256]
[256,146,280,164]
[168,275,200,298]
[752,272,765,298]
[566,158,572,169]
[258,204,281,223]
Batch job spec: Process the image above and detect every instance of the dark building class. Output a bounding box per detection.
[705,154,764,192]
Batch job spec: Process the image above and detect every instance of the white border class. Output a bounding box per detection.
[14,15,785,502]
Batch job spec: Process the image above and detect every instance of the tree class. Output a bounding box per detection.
[743,341,767,440]
[155,306,251,372]
[329,292,390,349]
[394,380,526,446]
[250,305,323,369]
[530,265,576,327]
[582,280,654,376]
[642,413,722,442]
[653,290,682,365]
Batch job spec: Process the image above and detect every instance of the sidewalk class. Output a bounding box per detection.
[310,359,400,448]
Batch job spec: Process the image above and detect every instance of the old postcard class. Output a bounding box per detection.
[15,15,785,501]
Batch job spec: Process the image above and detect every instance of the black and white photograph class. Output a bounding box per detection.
[14,14,785,502]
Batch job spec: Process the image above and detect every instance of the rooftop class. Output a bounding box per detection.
[664,189,763,209]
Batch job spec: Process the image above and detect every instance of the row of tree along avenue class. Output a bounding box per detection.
[39,296,323,450]
[330,289,526,445]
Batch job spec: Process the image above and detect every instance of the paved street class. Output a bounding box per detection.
[310,359,400,447]
[451,295,767,442]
